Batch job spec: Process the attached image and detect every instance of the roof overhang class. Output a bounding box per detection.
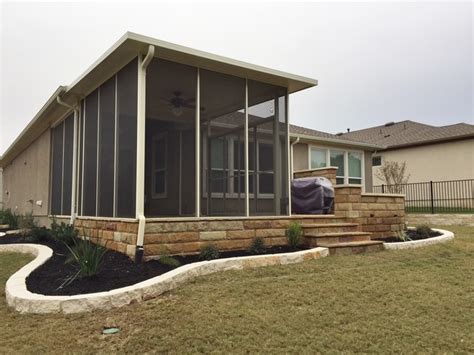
[290,133,385,151]
[1,32,318,167]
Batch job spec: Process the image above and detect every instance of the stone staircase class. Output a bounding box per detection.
[301,222,384,256]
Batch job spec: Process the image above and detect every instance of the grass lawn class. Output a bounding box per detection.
[0,225,473,353]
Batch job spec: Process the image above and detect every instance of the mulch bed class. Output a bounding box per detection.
[0,234,305,296]
[377,229,442,243]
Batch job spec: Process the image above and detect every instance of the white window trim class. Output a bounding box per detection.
[151,133,168,199]
[307,144,365,190]
[202,135,274,199]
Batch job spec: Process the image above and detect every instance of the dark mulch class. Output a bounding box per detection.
[0,234,305,296]
[378,229,442,243]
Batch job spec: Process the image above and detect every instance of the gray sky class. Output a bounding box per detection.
[1,1,472,155]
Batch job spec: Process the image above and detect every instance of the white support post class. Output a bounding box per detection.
[195,68,201,217]
[286,94,291,216]
[244,79,249,216]
[136,56,146,220]
[70,108,78,223]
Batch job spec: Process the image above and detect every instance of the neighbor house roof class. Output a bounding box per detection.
[289,124,383,151]
[0,32,318,168]
[340,120,474,150]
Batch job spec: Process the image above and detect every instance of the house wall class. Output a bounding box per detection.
[0,168,3,208]
[2,129,51,224]
[373,138,474,185]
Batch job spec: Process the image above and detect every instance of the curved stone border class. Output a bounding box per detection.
[383,228,454,250]
[0,232,5,237]
[0,243,329,314]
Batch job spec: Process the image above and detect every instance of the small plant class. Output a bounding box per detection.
[249,237,266,255]
[199,243,220,261]
[18,212,35,230]
[416,225,432,238]
[27,225,51,243]
[286,222,302,250]
[0,209,19,229]
[51,218,78,245]
[157,255,181,268]
[396,230,412,242]
[61,237,108,288]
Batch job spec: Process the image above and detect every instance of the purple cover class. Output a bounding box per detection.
[291,176,334,215]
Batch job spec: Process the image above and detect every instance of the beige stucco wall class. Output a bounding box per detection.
[292,141,373,191]
[2,129,51,218]
[373,138,474,185]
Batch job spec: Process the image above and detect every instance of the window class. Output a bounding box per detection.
[330,150,345,185]
[348,152,362,184]
[209,138,227,194]
[151,134,167,198]
[307,146,364,186]
[258,143,274,194]
[372,156,382,166]
[310,148,327,169]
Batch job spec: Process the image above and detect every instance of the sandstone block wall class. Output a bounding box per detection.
[294,167,337,186]
[334,186,405,239]
[75,218,138,258]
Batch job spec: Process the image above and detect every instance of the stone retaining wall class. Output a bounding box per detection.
[407,214,474,227]
[334,186,405,239]
[75,218,138,258]
[144,216,343,258]
[294,167,337,185]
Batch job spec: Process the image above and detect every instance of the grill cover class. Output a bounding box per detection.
[291,176,334,215]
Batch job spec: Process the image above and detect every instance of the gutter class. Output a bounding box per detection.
[135,44,155,263]
[56,95,79,225]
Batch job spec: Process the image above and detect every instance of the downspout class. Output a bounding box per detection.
[57,95,79,225]
[290,137,300,180]
[135,44,155,263]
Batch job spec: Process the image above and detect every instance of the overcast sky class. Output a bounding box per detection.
[0,1,472,155]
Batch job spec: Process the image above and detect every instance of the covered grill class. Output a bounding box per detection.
[291,176,334,215]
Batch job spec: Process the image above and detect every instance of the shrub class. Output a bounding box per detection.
[157,255,181,268]
[416,225,432,238]
[51,219,77,245]
[65,237,108,279]
[18,212,35,235]
[199,243,220,261]
[286,222,302,250]
[0,209,19,229]
[249,237,266,255]
[27,226,51,243]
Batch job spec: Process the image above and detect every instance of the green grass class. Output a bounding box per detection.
[0,225,473,353]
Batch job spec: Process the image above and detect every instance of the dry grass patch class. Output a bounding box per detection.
[0,225,473,353]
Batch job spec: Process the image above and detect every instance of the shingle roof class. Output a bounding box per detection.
[289,124,338,139]
[339,120,474,148]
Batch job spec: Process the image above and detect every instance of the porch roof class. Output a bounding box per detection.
[0,32,318,168]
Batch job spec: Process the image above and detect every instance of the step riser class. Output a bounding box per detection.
[329,243,384,256]
[305,235,371,247]
[303,226,359,234]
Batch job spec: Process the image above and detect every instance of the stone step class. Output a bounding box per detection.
[301,223,360,234]
[318,240,385,256]
[304,231,372,247]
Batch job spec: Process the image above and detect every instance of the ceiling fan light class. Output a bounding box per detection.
[171,106,183,117]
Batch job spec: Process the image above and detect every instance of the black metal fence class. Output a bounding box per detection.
[373,179,474,214]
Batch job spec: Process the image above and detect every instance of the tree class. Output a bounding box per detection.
[375,161,410,193]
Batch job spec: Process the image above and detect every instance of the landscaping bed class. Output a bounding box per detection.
[377,225,442,243]
[0,234,307,296]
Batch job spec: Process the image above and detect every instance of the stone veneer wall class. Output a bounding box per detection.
[75,218,138,258]
[143,216,344,258]
[334,186,405,239]
[294,167,337,185]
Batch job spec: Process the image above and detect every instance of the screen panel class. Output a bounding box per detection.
[83,89,99,216]
[50,122,64,215]
[62,114,74,215]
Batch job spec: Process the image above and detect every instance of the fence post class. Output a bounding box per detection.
[382,184,385,193]
[430,180,434,214]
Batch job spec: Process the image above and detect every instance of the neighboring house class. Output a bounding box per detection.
[340,120,474,185]
[289,125,382,192]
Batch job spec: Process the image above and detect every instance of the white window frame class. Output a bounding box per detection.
[307,144,365,190]
[151,132,168,199]
[202,135,274,199]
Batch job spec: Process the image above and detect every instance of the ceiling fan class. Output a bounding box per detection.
[161,91,205,117]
